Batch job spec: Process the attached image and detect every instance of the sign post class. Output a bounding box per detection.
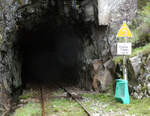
[115,21,132,104]
[116,21,132,80]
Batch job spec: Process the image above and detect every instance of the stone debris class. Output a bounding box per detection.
[81,96,128,116]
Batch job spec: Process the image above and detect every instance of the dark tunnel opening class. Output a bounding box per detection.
[13,0,95,89]
[18,24,82,87]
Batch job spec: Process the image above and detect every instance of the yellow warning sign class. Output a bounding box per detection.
[116,21,132,38]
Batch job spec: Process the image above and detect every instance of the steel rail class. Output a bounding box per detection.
[39,82,91,116]
[39,85,45,116]
[57,83,92,116]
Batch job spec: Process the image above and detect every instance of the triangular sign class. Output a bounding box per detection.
[116,21,132,38]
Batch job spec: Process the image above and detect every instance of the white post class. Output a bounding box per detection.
[123,37,128,80]
[123,55,127,80]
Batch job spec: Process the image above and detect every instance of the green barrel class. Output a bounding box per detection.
[115,79,130,104]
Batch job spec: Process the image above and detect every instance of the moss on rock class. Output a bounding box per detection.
[0,34,2,46]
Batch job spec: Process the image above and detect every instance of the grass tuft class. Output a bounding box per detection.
[13,102,41,116]
[45,98,87,116]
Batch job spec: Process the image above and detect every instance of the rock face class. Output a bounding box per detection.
[92,59,115,92]
[0,0,137,111]
[127,54,150,99]
[129,55,142,80]
[0,0,23,111]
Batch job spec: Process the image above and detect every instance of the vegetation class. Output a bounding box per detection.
[14,98,87,116]
[132,43,150,56]
[19,89,39,99]
[13,87,150,116]
[13,88,87,116]
[45,98,87,116]
[13,102,41,116]
[138,0,150,9]
[131,1,150,45]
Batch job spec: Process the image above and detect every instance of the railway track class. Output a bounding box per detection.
[39,83,92,116]
[39,85,45,116]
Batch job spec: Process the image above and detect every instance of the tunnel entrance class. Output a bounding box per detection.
[11,0,97,91]
[18,24,82,87]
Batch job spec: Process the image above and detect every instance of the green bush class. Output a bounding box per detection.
[130,2,150,47]
[141,2,150,24]
[138,0,149,9]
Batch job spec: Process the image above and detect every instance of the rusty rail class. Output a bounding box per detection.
[40,85,45,116]
[39,82,91,116]
[57,83,92,116]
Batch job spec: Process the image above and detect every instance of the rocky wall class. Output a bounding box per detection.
[0,0,30,113]
[128,54,150,99]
